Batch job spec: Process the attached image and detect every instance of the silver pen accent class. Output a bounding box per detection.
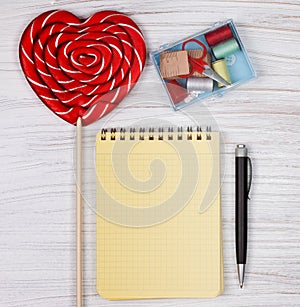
[237,263,246,288]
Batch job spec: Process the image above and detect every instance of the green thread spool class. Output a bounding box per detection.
[212,59,231,87]
[212,38,240,59]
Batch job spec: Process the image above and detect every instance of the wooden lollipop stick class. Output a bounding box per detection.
[76,117,83,307]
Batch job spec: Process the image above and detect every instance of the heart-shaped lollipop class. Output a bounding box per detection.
[19,10,146,125]
[19,10,146,306]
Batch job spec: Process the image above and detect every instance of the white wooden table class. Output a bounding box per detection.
[0,1,299,306]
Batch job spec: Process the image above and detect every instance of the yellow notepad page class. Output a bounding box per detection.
[96,131,223,300]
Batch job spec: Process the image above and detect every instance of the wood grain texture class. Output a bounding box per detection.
[0,0,299,306]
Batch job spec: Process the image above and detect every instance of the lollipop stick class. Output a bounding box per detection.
[76,117,83,307]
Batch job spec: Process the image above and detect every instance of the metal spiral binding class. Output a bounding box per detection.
[149,128,154,140]
[130,128,135,140]
[206,126,212,140]
[110,128,116,140]
[100,127,212,140]
[177,127,183,140]
[187,126,193,140]
[101,129,107,140]
[168,127,174,140]
[120,128,126,140]
[139,128,145,140]
[197,126,202,140]
[158,128,163,140]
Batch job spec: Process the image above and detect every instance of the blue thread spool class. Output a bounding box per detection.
[225,51,254,83]
[212,38,240,59]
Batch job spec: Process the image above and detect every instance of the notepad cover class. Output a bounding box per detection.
[96,131,223,299]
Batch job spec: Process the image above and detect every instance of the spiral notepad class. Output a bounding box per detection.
[96,127,223,300]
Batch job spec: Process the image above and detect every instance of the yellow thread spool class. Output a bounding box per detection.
[212,59,231,87]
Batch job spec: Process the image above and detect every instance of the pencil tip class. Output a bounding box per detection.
[240,283,244,289]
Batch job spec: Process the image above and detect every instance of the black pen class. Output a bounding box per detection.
[235,144,252,288]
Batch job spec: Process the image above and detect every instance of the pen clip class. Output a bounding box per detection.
[247,157,252,200]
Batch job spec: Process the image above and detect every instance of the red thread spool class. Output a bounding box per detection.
[205,25,233,47]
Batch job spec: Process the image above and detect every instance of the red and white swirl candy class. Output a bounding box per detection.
[19,10,146,125]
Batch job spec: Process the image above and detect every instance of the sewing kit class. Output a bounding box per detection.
[151,20,256,109]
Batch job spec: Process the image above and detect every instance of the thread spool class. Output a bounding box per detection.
[212,38,240,59]
[186,77,214,93]
[212,60,231,87]
[205,24,233,46]
[225,51,253,83]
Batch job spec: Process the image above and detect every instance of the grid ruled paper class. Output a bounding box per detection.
[96,131,223,300]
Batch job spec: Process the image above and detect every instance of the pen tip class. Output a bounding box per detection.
[237,264,245,289]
